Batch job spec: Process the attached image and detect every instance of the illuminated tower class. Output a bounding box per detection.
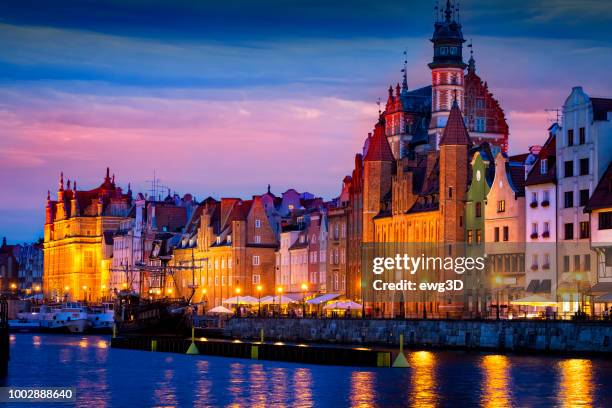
[428,0,466,149]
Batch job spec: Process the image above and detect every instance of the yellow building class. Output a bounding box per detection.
[43,169,132,302]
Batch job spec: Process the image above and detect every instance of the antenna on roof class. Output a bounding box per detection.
[545,108,562,124]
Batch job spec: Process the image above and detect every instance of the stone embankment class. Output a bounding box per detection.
[226,318,612,354]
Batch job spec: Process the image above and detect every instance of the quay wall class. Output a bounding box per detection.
[225,318,612,354]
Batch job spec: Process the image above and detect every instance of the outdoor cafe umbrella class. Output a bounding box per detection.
[510,294,557,307]
[259,295,298,305]
[323,301,363,310]
[206,305,234,315]
[222,296,259,305]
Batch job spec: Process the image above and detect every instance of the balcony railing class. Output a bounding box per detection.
[530,201,538,208]
[530,232,539,239]
[542,231,550,238]
[541,200,550,207]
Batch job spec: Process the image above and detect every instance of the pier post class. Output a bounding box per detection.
[251,345,259,360]
[186,327,199,355]
[151,339,157,352]
[260,328,264,343]
[392,333,409,368]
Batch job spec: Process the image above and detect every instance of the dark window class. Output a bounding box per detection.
[599,212,612,230]
[564,223,574,240]
[584,254,591,271]
[580,221,590,239]
[580,158,589,176]
[564,191,574,208]
[567,129,574,146]
[563,255,570,272]
[503,226,509,241]
[475,202,482,218]
[494,227,500,242]
[459,216,463,227]
[497,200,506,213]
[574,255,581,271]
[579,189,590,207]
[579,127,585,144]
[564,161,573,178]
[448,187,453,198]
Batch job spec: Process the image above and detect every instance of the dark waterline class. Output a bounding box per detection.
[3,333,612,407]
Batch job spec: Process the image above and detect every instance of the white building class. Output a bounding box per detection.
[524,130,558,304]
[557,87,612,314]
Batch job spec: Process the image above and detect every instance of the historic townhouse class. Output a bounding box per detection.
[172,196,278,307]
[43,169,131,302]
[484,153,527,315]
[464,144,495,315]
[524,130,558,303]
[557,87,612,314]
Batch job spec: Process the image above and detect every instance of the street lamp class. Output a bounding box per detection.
[276,286,283,316]
[576,273,583,315]
[300,283,308,318]
[202,288,208,313]
[494,275,502,320]
[235,287,241,317]
[256,285,263,316]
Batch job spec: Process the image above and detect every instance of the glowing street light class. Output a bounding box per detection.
[300,283,308,318]
[256,285,263,316]
[34,285,41,292]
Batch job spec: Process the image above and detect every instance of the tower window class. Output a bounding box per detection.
[440,47,448,55]
[448,187,453,198]
[450,47,458,55]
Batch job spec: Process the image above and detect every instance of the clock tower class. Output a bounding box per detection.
[428,0,466,149]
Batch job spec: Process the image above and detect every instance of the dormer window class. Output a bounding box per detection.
[540,159,548,175]
[216,237,221,244]
[255,219,261,228]
[227,235,232,244]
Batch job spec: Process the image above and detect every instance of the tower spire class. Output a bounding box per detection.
[59,172,64,191]
[401,50,408,92]
[444,0,453,22]
[467,39,476,74]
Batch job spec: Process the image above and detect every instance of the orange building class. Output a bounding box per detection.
[43,169,132,302]
[171,196,278,307]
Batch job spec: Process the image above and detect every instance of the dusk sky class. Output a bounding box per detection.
[1,0,611,242]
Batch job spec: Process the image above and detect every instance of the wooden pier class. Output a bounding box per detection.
[110,335,392,367]
[0,297,9,377]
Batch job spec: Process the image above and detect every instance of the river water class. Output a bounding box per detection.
[2,333,611,407]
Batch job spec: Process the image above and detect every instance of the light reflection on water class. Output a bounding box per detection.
[409,351,437,408]
[4,334,612,407]
[481,355,511,408]
[558,359,593,408]
[349,371,376,407]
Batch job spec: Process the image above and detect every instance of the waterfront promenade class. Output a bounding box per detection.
[224,317,612,354]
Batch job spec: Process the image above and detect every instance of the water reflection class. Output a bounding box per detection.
[268,367,289,407]
[194,360,213,408]
[480,355,511,408]
[350,371,376,407]
[228,362,246,407]
[32,335,41,347]
[558,359,593,408]
[153,360,178,408]
[248,364,267,408]
[409,351,437,408]
[293,367,313,408]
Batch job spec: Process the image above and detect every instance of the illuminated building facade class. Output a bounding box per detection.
[43,169,132,302]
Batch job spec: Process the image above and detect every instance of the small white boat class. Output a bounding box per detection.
[87,303,115,332]
[53,302,91,333]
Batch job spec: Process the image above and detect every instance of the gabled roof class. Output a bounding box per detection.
[584,161,612,212]
[526,133,556,186]
[439,101,471,146]
[364,118,394,162]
